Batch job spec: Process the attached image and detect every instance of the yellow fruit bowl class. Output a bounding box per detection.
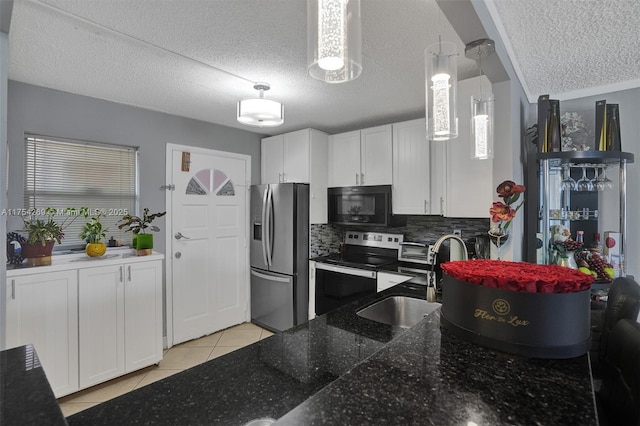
[86,243,107,257]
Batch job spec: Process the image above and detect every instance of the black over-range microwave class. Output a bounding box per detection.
[327,185,406,227]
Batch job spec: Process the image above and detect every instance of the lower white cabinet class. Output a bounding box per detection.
[376,271,411,292]
[79,261,162,388]
[5,270,79,397]
[5,253,163,398]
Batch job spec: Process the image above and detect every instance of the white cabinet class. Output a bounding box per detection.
[392,118,431,215]
[78,264,125,388]
[78,260,162,388]
[329,124,392,187]
[6,251,164,397]
[262,130,314,184]
[5,270,79,397]
[360,125,393,185]
[125,261,163,372]
[261,129,329,224]
[261,135,285,184]
[441,76,493,218]
[376,271,412,292]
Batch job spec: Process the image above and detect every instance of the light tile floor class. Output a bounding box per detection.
[58,322,273,417]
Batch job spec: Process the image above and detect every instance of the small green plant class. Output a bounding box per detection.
[22,207,84,246]
[117,208,166,234]
[79,211,107,243]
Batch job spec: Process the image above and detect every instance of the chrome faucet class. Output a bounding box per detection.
[431,234,469,261]
[426,234,469,302]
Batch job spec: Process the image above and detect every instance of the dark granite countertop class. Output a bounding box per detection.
[0,345,67,426]
[60,282,596,425]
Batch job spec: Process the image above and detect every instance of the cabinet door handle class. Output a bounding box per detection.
[278,173,282,183]
[127,265,132,282]
[283,173,287,182]
[440,197,444,215]
[11,279,15,300]
[355,173,359,185]
[424,200,428,213]
[360,173,364,185]
[119,266,124,282]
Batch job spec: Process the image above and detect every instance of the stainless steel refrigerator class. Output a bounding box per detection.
[250,183,309,332]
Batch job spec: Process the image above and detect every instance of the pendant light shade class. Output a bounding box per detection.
[237,83,284,127]
[307,0,362,84]
[471,93,494,159]
[465,39,495,160]
[425,41,458,141]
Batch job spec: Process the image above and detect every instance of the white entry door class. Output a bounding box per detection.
[167,144,250,346]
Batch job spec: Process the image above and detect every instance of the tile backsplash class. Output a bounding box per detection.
[309,216,489,258]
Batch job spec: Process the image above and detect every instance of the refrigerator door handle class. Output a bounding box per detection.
[251,269,290,283]
[265,186,274,267]
[261,186,269,266]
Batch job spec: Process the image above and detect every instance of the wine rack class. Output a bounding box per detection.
[538,151,634,279]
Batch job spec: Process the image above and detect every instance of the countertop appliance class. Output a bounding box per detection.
[314,231,403,315]
[250,183,309,332]
[327,185,406,227]
[398,241,436,265]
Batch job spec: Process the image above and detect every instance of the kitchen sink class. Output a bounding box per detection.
[356,295,441,328]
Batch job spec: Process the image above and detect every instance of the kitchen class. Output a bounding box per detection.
[1,0,640,425]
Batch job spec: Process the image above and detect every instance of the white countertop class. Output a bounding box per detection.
[7,247,164,277]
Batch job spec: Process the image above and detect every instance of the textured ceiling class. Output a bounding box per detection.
[7,0,640,136]
[488,0,640,101]
[9,0,477,136]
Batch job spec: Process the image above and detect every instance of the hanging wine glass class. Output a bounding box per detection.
[560,164,577,191]
[594,166,606,191]
[600,166,615,190]
[576,165,593,191]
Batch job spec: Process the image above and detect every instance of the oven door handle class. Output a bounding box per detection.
[315,263,376,279]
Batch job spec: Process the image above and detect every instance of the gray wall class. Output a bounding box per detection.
[7,80,263,256]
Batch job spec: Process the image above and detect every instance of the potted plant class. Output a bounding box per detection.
[117,208,166,255]
[20,207,83,266]
[80,210,108,257]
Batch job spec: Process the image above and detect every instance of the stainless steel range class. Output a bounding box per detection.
[314,231,403,316]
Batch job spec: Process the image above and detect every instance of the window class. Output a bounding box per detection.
[24,135,138,249]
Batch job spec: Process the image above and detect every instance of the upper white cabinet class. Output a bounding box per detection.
[442,76,493,218]
[261,129,328,224]
[5,270,79,397]
[329,124,392,187]
[392,119,432,215]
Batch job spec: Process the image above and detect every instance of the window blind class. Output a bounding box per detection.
[24,135,138,249]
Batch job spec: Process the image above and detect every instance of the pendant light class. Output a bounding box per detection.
[307,0,362,84]
[237,83,284,127]
[425,38,458,141]
[465,39,495,160]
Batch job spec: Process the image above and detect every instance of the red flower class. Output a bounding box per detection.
[441,260,593,294]
[497,180,526,199]
[490,202,516,223]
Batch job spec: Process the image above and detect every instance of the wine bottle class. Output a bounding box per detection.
[595,100,607,151]
[606,104,621,151]
[537,95,550,153]
[548,100,562,152]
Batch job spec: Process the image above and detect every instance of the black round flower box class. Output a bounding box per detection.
[440,274,591,359]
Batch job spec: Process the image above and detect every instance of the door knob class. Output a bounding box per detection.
[174,232,191,240]
[175,252,182,259]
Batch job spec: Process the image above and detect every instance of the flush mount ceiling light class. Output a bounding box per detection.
[307,0,362,84]
[237,83,284,127]
[465,38,495,160]
[425,38,458,141]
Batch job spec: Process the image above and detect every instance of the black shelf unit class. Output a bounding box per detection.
[537,150,634,277]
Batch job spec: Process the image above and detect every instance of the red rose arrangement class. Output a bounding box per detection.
[441,259,593,294]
